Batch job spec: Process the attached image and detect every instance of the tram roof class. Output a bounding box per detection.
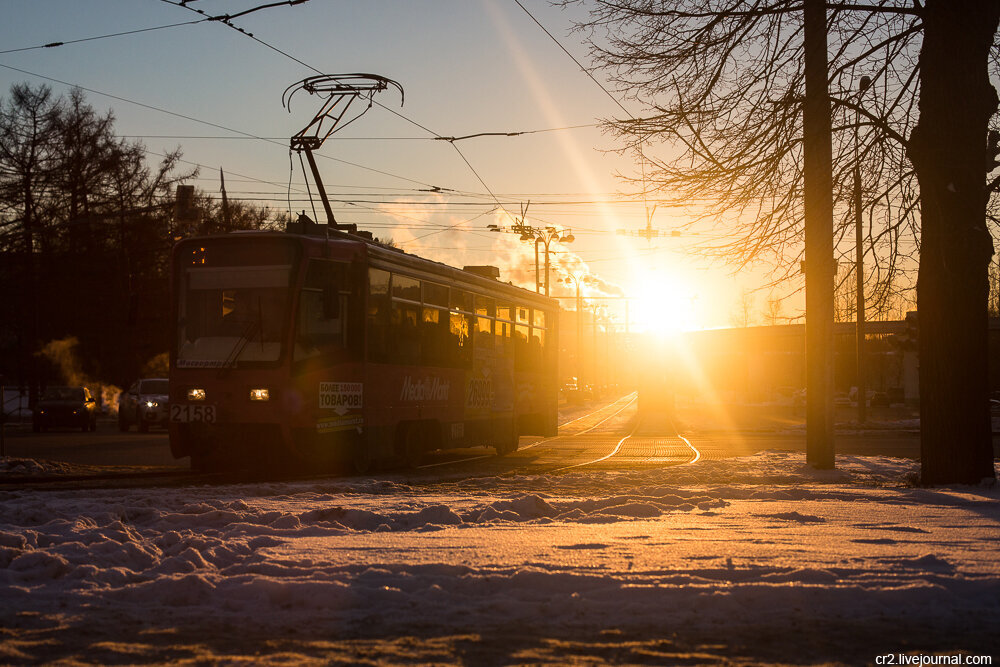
[178,228,557,310]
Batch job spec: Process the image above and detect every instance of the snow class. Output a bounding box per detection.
[1,451,999,665]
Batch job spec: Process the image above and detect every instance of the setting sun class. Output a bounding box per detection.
[627,271,702,335]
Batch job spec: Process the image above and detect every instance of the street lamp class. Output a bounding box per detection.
[488,211,573,295]
[534,227,574,296]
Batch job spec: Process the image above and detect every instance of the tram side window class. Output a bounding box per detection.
[450,311,473,368]
[423,281,448,308]
[446,289,473,368]
[387,274,422,366]
[514,306,532,371]
[366,268,390,362]
[392,274,421,301]
[496,304,514,360]
[475,295,495,356]
[421,307,449,366]
[420,282,450,367]
[390,301,421,366]
[295,259,349,361]
[530,308,546,369]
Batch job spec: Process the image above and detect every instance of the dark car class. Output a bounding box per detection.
[33,386,98,432]
[870,391,890,407]
[118,378,169,432]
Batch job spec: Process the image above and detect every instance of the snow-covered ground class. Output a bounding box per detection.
[1,451,998,665]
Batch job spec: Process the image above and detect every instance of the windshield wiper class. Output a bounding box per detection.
[220,317,260,372]
[218,296,267,374]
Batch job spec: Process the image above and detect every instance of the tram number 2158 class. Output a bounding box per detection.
[169,404,217,424]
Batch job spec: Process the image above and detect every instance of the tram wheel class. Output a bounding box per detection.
[351,440,375,475]
[399,423,425,469]
[495,429,519,457]
[191,451,224,473]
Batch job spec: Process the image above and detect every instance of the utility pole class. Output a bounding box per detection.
[854,164,866,423]
[855,75,871,425]
[803,0,835,469]
[564,274,589,387]
[220,167,231,230]
[616,205,682,241]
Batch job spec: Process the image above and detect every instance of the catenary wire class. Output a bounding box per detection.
[0,62,445,191]
[0,20,208,54]
[160,0,519,219]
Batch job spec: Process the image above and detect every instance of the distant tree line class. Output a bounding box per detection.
[0,83,282,404]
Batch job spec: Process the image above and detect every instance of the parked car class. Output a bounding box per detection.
[561,378,581,404]
[32,386,98,432]
[118,378,169,432]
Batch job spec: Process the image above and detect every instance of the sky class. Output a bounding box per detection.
[2,449,998,663]
[0,0,793,331]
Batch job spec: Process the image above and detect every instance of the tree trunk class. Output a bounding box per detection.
[908,0,1000,485]
[803,0,835,469]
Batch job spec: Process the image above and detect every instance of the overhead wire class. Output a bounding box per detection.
[2,6,629,243]
[401,208,498,245]
[3,3,669,271]
[160,0,519,221]
[0,19,209,54]
[0,61,444,191]
[117,122,600,141]
[511,0,655,233]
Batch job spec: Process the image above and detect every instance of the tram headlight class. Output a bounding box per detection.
[249,388,270,402]
[187,388,207,401]
[145,400,159,408]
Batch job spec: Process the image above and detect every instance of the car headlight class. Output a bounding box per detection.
[187,388,206,401]
[249,388,270,402]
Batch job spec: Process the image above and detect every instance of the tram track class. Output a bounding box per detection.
[415,392,640,471]
[543,406,702,474]
[6,393,702,488]
[416,393,700,476]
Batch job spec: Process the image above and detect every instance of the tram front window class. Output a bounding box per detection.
[295,259,352,361]
[177,265,291,367]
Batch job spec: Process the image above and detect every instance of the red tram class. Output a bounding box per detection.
[167,228,559,472]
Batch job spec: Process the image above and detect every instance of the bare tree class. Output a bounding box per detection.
[566,0,999,483]
[763,291,786,326]
[0,83,195,390]
[834,265,857,323]
[730,288,756,327]
[0,84,60,406]
[193,189,285,235]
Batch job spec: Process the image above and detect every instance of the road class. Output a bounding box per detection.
[0,418,180,469]
[0,395,945,479]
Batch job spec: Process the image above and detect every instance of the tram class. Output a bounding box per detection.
[167,226,559,472]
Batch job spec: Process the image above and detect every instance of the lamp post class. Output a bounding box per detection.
[590,304,607,391]
[488,214,574,295]
[535,227,574,296]
[563,273,593,389]
[855,74,871,424]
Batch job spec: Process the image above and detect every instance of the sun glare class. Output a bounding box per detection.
[628,273,702,336]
